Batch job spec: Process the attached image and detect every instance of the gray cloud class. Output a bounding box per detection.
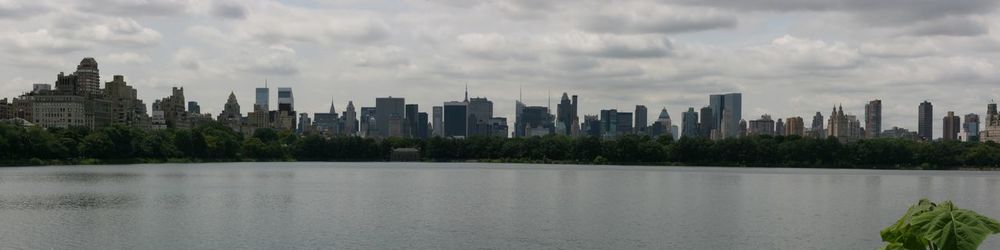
[76,0,190,17]
[666,0,999,25]
[211,1,247,19]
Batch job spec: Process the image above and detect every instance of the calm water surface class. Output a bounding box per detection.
[0,163,998,249]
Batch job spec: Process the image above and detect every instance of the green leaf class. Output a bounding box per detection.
[881,199,935,249]
[910,201,1000,250]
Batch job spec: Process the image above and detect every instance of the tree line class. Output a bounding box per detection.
[1,121,999,169]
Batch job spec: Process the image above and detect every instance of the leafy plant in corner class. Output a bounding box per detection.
[880,199,1000,250]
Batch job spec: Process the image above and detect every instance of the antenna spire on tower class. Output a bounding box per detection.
[465,82,469,102]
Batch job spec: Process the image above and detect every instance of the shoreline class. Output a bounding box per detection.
[2,158,998,171]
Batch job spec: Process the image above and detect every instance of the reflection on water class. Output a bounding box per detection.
[0,163,997,250]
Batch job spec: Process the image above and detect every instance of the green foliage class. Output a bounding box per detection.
[881,199,1000,250]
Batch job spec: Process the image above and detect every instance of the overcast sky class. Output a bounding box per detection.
[2,0,999,138]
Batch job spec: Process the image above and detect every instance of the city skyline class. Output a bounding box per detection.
[1,1,999,139]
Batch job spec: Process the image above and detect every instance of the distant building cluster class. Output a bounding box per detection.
[1,57,998,144]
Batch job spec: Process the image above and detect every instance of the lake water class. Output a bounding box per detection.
[0,163,998,249]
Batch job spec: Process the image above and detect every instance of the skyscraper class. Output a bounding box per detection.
[188,101,201,114]
[962,113,979,142]
[104,75,149,128]
[634,105,648,134]
[556,93,578,136]
[298,113,311,134]
[406,104,419,138]
[865,99,882,138]
[785,117,804,136]
[376,97,405,138]
[443,101,468,138]
[709,93,742,139]
[699,106,714,138]
[918,101,933,140]
[217,92,242,132]
[811,111,824,138]
[344,101,357,136]
[748,115,775,136]
[616,112,633,135]
[600,109,618,138]
[432,106,443,137]
[74,58,100,96]
[417,112,429,139]
[682,107,699,138]
[467,97,493,136]
[277,87,294,112]
[775,118,785,136]
[255,86,269,111]
[943,111,960,141]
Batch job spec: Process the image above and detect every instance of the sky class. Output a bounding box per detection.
[1,0,999,138]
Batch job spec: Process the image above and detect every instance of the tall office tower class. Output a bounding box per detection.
[600,109,618,138]
[811,111,825,137]
[918,101,933,140]
[277,88,294,112]
[985,103,1000,143]
[785,117,805,136]
[217,92,242,131]
[709,93,742,139]
[188,101,201,114]
[432,106,443,137]
[443,101,468,138]
[989,103,998,118]
[583,115,601,137]
[748,115,775,136]
[359,107,376,137]
[775,118,785,136]
[343,101,357,135]
[74,58,100,96]
[405,104,419,138]
[634,105,648,134]
[375,97,405,138]
[656,108,672,129]
[298,113,311,134]
[467,97,493,136]
[255,86,269,111]
[943,111,960,141]
[962,113,980,142]
[682,107,699,138]
[699,106,714,138]
[417,112,430,139]
[865,99,882,138]
[617,112,634,135]
[556,93,579,135]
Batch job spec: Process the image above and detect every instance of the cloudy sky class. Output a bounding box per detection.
[2,0,999,138]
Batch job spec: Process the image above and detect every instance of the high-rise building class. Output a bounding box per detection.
[432,106,443,137]
[74,58,100,96]
[785,117,805,137]
[961,113,979,142]
[811,111,824,137]
[515,100,554,137]
[359,107,376,137]
[153,87,189,129]
[681,107,699,138]
[634,105,648,134]
[943,111,960,141]
[313,99,340,136]
[556,93,578,135]
[616,112,633,136]
[918,101,933,140]
[406,104,419,138]
[375,97,405,138]
[467,97,493,137]
[600,109,618,138]
[583,115,601,137]
[748,115,775,136]
[983,103,1000,143]
[344,101,357,136]
[277,88,293,112]
[298,113,312,134]
[489,117,509,138]
[827,105,862,143]
[188,101,201,114]
[775,118,785,136]
[417,112,430,139]
[699,106,714,138]
[865,99,882,138]
[709,93,742,139]
[217,92,242,132]
[655,108,672,133]
[255,86,269,111]
[104,75,149,128]
[443,101,468,138]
